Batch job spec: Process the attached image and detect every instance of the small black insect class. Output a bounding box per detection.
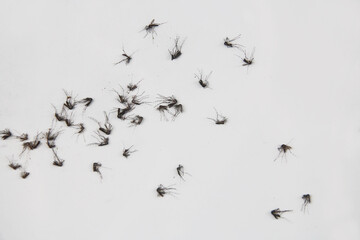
[116,104,135,120]
[90,131,109,147]
[73,123,85,134]
[172,104,183,118]
[9,162,21,170]
[113,87,129,104]
[241,48,255,66]
[53,106,67,122]
[301,194,311,212]
[44,128,61,149]
[131,92,149,106]
[91,112,112,135]
[21,171,30,179]
[127,80,142,92]
[208,109,227,125]
[52,148,64,167]
[63,90,77,110]
[271,208,292,219]
[176,164,191,180]
[156,105,169,120]
[157,95,178,108]
[93,162,102,179]
[169,36,185,60]
[123,146,136,158]
[0,129,12,140]
[156,184,176,197]
[115,47,135,65]
[129,115,144,127]
[65,113,75,127]
[77,97,93,108]
[143,19,165,39]
[274,143,294,161]
[22,134,41,154]
[16,133,28,142]
[224,34,243,48]
[195,70,212,88]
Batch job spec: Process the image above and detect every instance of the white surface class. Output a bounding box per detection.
[0,0,360,239]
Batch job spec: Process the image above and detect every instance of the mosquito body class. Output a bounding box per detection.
[208,109,227,125]
[63,90,77,110]
[52,148,64,167]
[143,19,165,39]
[123,146,136,158]
[271,208,292,219]
[224,34,243,48]
[156,184,176,197]
[89,131,109,147]
[301,194,311,212]
[274,143,294,161]
[16,133,28,142]
[9,163,21,170]
[241,48,255,66]
[169,36,185,60]
[45,128,61,149]
[0,129,12,140]
[21,171,30,179]
[115,48,134,65]
[195,70,212,88]
[93,162,103,178]
[77,97,93,108]
[129,115,144,127]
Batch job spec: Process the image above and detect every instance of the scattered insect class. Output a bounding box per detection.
[63,90,77,110]
[143,19,165,39]
[0,129,12,140]
[176,164,191,180]
[73,123,85,134]
[21,134,41,154]
[156,105,169,120]
[224,34,243,48]
[16,133,28,142]
[123,146,137,158]
[301,194,311,212]
[274,142,294,161]
[156,95,178,108]
[77,97,93,108]
[195,70,212,88]
[91,112,112,135]
[172,104,183,118]
[89,131,109,147]
[113,87,129,104]
[93,162,102,179]
[169,36,185,60]
[127,80,142,92]
[156,184,176,197]
[44,128,61,148]
[9,163,21,170]
[241,48,255,66]
[271,208,292,219]
[129,115,144,127]
[65,113,75,127]
[116,104,135,120]
[52,148,64,167]
[20,170,30,179]
[131,92,149,105]
[208,108,227,125]
[115,48,135,65]
[53,106,67,122]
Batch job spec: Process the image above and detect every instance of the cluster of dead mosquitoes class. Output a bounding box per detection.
[1,19,311,220]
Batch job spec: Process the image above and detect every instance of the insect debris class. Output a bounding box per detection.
[16,133,29,142]
[115,47,135,65]
[241,48,255,66]
[224,34,243,48]
[271,208,292,219]
[90,131,109,147]
[0,129,12,140]
[155,95,183,120]
[44,128,61,148]
[77,97,93,108]
[73,123,85,134]
[274,143,294,161]
[156,184,176,197]
[52,148,64,167]
[63,90,77,110]
[208,108,227,125]
[20,171,30,179]
[53,106,67,122]
[129,115,144,127]
[22,134,41,154]
[195,70,212,88]
[177,164,191,180]
[131,92,149,106]
[169,36,185,60]
[123,146,137,158]
[9,162,21,170]
[116,103,135,120]
[93,162,103,179]
[91,112,112,135]
[143,19,165,39]
[64,112,75,127]
[301,194,311,211]
[127,80,142,92]
[113,87,129,104]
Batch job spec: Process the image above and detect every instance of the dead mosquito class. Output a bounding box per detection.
[195,70,212,88]
[176,164,191,180]
[115,48,135,65]
[93,162,102,179]
[9,163,21,170]
[53,105,67,122]
[156,105,169,120]
[301,194,311,212]
[16,133,28,142]
[113,87,129,104]
[156,94,178,108]
[91,112,112,135]
[0,129,12,140]
[131,92,149,106]
[127,80,142,92]
[89,131,109,147]
[63,90,77,110]
[224,34,243,48]
[156,184,176,197]
[64,113,75,127]
[241,48,255,66]
[172,104,183,118]
[73,123,85,134]
[143,19,165,39]
[22,134,41,154]
[129,115,144,127]
[208,108,227,125]
[271,208,292,219]
[77,97,93,108]
[52,148,64,167]
[123,146,136,158]
[116,104,135,120]
[169,36,185,60]
[20,171,30,179]
[274,142,294,161]
[44,128,61,149]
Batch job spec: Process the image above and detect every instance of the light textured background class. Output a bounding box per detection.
[0,0,359,239]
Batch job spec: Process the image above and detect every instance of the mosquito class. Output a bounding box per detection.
[115,48,135,65]
[44,128,61,149]
[63,90,77,110]
[73,123,85,134]
[241,48,255,66]
[77,97,93,109]
[0,129,12,140]
[274,142,294,161]
[9,162,21,170]
[172,104,183,118]
[113,86,129,104]
[89,131,109,147]
[127,80,142,92]
[156,184,177,197]
[91,112,112,135]
[21,134,41,154]
[169,36,185,60]
[131,92,149,105]
[156,105,169,120]
[116,104,135,120]
[123,145,137,158]
[52,148,64,167]
[176,164,191,180]
[143,19,165,39]
[224,34,243,48]
[208,108,227,125]
[129,115,144,127]
[195,70,212,88]
[156,94,178,108]
[16,133,28,142]
[271,208,292,219]
[93,162,103,179]
[53,105,67,122]
[301,194,311,212]
[20,171,30,179]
